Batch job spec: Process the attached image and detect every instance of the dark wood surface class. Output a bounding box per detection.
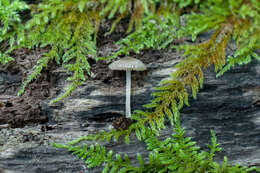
[0,49,259,172]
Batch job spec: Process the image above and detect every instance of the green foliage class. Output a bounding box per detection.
[102,12,180,60]
[0,0,28,65]
[178,5,227,40]
[0,0,259,102]
[51,0,260,171]
[15,0,98,103]
[173,0,201,8]
[217,0,260,76]
[100,0,154,33]
[17,48,57,96]
[1,0,260,171]
[176,0,260,77]
[98,22,233,142]
[0,0,28,36]
[1,0,186,102]
[53,120,259,173]
[0,51,13,65]
[52,142,141,172]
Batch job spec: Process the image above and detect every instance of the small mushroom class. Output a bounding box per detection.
[109,57,147,118]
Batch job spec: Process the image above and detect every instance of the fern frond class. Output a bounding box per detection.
[177,0,230,41]
[118,22,232,135]
[101,0,156,33]
[18,47,57,96]
[53,120,259,172]
[52,142,142,172]
[217,1,260,76]
[16,0,98,102]
[52,0,259,153]
[0,0,28,65]
[63,21,234,147]
[102,12,180,60]
[0,0,28,36]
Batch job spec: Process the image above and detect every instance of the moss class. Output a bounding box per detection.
[1,0,260,172]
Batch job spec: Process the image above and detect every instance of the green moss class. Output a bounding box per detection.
[1,0,260,172]
[52,119,260,173]
[0,0,28,64]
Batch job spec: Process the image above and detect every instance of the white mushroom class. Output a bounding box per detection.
[109,57,147,118]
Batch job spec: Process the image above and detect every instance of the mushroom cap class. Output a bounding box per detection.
[109,57,147,71]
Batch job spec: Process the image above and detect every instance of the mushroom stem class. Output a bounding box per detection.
[126,70,131,118]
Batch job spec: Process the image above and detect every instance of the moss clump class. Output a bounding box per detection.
[1,0,260,172]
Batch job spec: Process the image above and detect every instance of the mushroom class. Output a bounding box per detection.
[109,57,147,118]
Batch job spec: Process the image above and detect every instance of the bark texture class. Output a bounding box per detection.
[0,48,259,172]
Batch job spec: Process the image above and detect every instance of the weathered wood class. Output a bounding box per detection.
[0,48,260,172]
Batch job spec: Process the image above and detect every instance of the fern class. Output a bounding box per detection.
[117,22,233,138]
[100,0,153,33]
[52,0,260,171]
[17,47,58,96]
[176,0,260,76]
[101,12,180,60]
[1,0,186,102]
[53,119,259,172]
[53,142,142,172]
[0,0,28,65]
[177,0,231,41]
[53,0,257,150]
[15,0,98,103]
[217,0,260,76]
[101,0,194,61]
[1,0,258,103]
[0,0,28,36]
[1,0,260,171]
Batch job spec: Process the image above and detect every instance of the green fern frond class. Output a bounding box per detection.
[52,142,142,172]
[53,0,259,151]
[0,0,28,36]
[18,47,57,96]
[16,0,98,101]
[53,119,259,172]
[1,1,260,171]
[61,22,233,151]
[124,22,232,134]
[63,21,234,148]
[101,12,180,60]
[100,0,157,33]
[0,0,28,65]
[217,1,260,77]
